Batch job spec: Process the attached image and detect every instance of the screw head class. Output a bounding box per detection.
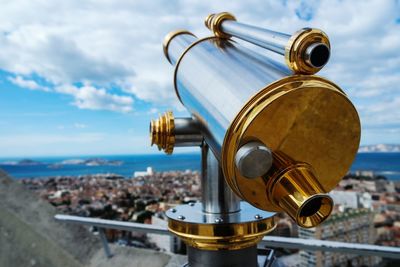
[178,215,185,220]
[170,208,177,213]
[214,218,223,223]
[254,214,262,219]
[189,202,195,206]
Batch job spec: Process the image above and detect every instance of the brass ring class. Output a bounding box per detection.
[168,217,276,250]
[163,30,196,64]
[285,28,330,74]
[173,36,217,103]
[204,12,236,39]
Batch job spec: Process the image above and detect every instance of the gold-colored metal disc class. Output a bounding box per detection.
[222,75,361,212]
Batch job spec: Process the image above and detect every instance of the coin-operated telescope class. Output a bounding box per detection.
[150,12,360,267]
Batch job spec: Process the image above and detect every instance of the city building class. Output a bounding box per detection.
[133,167,154,178]
[299,209,381,267]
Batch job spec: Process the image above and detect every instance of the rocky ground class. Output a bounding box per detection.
[0,169,186,267]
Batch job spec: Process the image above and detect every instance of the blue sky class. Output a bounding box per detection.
[0,0,399,157]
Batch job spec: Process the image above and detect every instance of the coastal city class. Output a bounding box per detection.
[19,166,400,267]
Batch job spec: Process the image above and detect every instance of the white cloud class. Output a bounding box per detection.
[55,84,133,113]
[0,0,399,144]
[74,123,87,129]
[8,75,50,92]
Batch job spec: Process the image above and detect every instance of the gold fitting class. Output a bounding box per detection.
[269,163,333,228]
[168,217,275,251]
[285,28,330,74]
[163,30,196,64]
[204,13,215,29]
[150,111,175,154]
[204,12,236,39]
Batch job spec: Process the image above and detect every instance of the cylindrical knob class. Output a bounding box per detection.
[150,111,175,154]
[235,142,273,179]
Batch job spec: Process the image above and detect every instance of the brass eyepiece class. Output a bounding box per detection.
[285,28,331,74]
[150,111,175,154]
[269,164,333,228]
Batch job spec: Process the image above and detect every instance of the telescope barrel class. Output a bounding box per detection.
[160,29,360,228]
[163,30,197,65]
[205,12,331,74]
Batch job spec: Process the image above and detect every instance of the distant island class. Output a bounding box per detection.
[358,144,400,153]
[0,158,123,167]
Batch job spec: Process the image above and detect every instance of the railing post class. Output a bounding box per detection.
[98,228,113,258]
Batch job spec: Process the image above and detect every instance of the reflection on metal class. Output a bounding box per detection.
[204,12,331,74]
[201,144,240,214]
[166,144,276,252]
[166,202,276,250]
[150,11,361,266]
[162,28,360,228]
[234,141,273,179]
[55,214,400,260]
[163,30,196,65]
[150,111,203,154]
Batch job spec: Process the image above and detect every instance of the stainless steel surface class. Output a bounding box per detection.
[234,141,273,179]
[174,117,203,147]
[187,245,258,267]
[55,214,400,259]
[168,33,197,65]
[170,36,290,159]
[201,144,240,214]
[304,42,330,68]
[54,214,167,235]
[221,20,290,55]
[166,202,274,224]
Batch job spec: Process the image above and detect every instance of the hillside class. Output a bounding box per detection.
[0,169,185,267]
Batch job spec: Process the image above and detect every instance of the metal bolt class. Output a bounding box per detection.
[170,208,177,213]
[254,214,262,220]
[178,215,185,220]
[215,218,223,223]
[235,141,273,179]
[189,202,195,206]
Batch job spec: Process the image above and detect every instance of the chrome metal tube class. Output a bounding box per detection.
[205,12,331,74]
[201,144,240,214]
[168,35,290,159]
[174,117,203,147]
[163,31,197,65]
[221,20,290,55]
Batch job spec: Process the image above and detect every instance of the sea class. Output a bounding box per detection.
[0,153,399,181]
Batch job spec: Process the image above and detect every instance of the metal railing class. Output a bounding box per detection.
[55,214,400,260]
